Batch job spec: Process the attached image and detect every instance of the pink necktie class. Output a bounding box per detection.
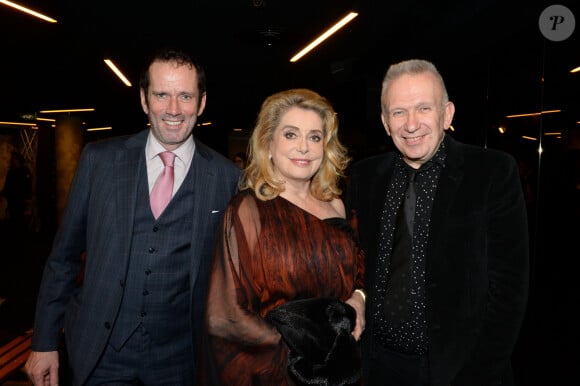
[150,151,176,219]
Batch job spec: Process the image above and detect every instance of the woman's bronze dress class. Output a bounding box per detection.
[200,190,364,385]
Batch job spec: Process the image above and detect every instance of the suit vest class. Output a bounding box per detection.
[108,161,194,350]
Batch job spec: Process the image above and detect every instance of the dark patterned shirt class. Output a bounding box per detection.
[373,139,447,355]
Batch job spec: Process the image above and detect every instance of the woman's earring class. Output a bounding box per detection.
[268,153,272,160]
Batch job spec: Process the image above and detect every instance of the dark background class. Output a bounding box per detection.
[1,1,579,385]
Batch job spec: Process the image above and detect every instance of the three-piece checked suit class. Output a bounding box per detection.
[30,129,240,384]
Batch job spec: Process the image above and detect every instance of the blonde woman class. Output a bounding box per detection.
[201,88,365,385]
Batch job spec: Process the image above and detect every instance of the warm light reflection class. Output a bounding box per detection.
[0,121,37,126]
[290,12,358,62]
[505,109,561,118]
[522,136,538,141]
[86,127,113,132]
[0,0,57,23]
[498,126,506,134]
[36,117,56,122]
[571,66,580,73]
[39,108,95,113]
[104,59,132,87]
[544,132,562,136]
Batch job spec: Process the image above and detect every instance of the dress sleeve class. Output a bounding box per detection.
[201,194,290,384]
[205,193,286,340]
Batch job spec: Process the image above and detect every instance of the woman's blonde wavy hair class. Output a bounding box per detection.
[240,88,350,201]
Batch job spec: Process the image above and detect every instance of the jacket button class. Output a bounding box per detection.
[104,322,111,329]
[148,247,155,253]
[153,226,158,232]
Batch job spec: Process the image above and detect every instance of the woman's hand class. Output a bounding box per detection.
[345,289,366,341]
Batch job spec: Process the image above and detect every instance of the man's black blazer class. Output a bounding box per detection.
[345,135,529,386]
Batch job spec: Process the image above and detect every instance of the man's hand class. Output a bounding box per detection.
[25,350,59,386]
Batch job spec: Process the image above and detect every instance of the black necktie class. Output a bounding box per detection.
[383,168,417,324]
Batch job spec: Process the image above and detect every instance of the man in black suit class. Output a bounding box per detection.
[345,59,529,386]
[25,47,241,385]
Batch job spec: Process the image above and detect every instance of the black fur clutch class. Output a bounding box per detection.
[265,297,361,386]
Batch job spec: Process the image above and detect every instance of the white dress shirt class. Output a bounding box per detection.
[145,132,195,197]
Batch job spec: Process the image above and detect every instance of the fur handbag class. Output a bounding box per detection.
[265,297,361,386]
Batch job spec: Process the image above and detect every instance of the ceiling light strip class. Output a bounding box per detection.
[290,12,358,63]
[104,59,132,87]
[0,121,37,126]
[0,0,57,23]
[39,108,95,113]
[86,127,113,132]
[505,109,561,118]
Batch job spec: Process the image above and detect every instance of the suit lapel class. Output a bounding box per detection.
[426,138,464,275]
[369,159,394,233]
[364,156,395,295]
[188,141,217,288]
[115,131,147,260]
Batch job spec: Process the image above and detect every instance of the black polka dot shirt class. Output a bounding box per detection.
[373,140,447,355]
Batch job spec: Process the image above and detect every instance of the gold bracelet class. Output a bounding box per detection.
[354,289,366,303]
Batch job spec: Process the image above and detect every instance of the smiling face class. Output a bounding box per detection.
[381,71,454,169]
[269,106,324,187]
[140,60,206,151]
